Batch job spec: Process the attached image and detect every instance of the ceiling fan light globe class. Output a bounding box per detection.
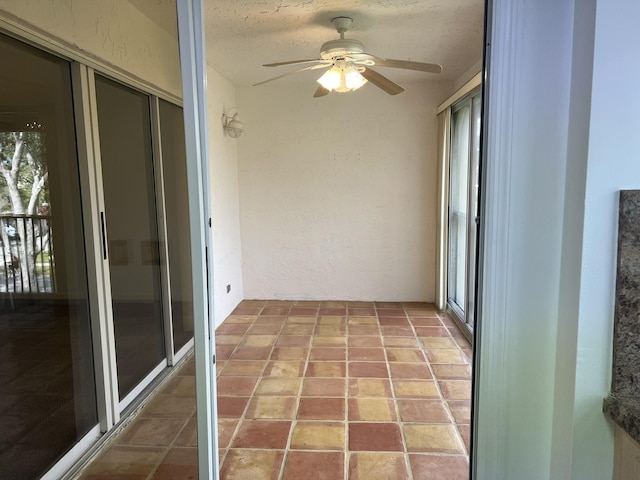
[345,69,367,90]
[317,67,341,91]
[317,63,367,93]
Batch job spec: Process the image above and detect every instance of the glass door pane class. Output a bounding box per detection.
[94,76,165,400]
[447,90,482,332]
[448,103,471,315]
[158,100,194,353]
[0,33,97,479]
[465,93,482,328]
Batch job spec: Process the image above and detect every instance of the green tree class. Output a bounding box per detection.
[0,129,50,292]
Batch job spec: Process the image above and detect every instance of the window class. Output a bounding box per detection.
[439,85,481,337]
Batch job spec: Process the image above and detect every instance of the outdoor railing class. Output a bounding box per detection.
[0,214,55,293]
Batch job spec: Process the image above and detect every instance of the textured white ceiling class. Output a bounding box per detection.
[129,0,484,87]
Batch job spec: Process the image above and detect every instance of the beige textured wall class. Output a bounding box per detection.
[237,79,451,301]
[0,0,181,98]
[206,64,245,325]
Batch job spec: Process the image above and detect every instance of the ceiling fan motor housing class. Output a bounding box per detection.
[320,39,365,60]
[331,16,353,32]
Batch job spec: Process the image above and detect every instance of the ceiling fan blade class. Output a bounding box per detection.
[253,63,329,87]
[263,59,330,67]
[361,68,405,95]
[313,85,330,98]
[372,57,442,74]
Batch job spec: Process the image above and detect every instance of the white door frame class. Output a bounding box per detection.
[473,0,615,478]
[176,1,220,479]
[72,62,121,430]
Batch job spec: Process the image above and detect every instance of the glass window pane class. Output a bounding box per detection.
[94,76,165,400]
[448,104,471,312]
[466,93,482,328]
[159,100,193,352]
[0,33,97,479]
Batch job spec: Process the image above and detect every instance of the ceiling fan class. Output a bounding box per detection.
[253,16,442,97]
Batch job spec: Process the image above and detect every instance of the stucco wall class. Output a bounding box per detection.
[236,79,450,301]
[0,0,181,98]
[0,1,245,322]
[206,65,245,325]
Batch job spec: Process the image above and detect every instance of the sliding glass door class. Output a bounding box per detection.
[0,31,199,479]
[0,34,97,479]
[158,100,194,354]
[94,76,166,403]
[447,89,481,331]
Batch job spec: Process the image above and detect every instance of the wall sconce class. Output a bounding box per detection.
[222,109,244,138]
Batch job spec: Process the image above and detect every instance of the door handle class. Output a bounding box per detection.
[100,211,107,260]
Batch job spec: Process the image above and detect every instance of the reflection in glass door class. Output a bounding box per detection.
[447,90,481,332]
[158,100,194,354]
[0,28,199,478]
[94,76,166,403]
[0,33,98,479]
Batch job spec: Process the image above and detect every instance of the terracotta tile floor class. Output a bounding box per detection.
[80,300,471,479]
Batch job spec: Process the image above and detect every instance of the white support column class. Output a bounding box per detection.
[435,109,450,311]
[472,3,517,476]
[176,1,219,479]
[473,0,579,478]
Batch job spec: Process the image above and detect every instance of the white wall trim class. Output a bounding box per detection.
[437,72,482,114]
[435,109,451,310]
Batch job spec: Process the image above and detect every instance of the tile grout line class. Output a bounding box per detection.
[277,306,316,480]
[433,309,471,457]
[223,302,295,474]
[402,303,469,466]
[420,308,469,457]
[327,303,349,478]
[219,304,271,470]
[344,304,351,480]
[136,359,202,480]
[391,303,415,480]
[145,409,194,479]
[80,301,471,479]
[175,302,470,478]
